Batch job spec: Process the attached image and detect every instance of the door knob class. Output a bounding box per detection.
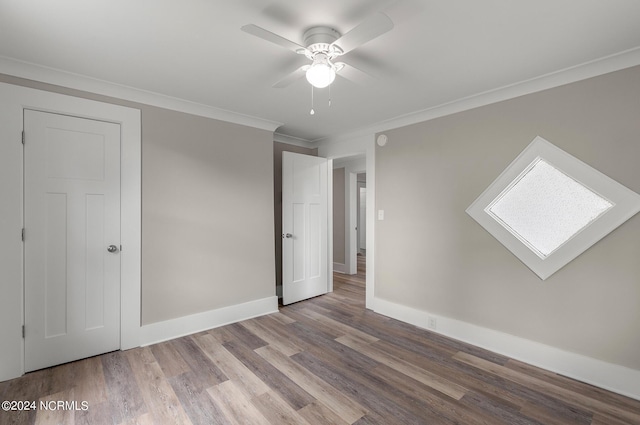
[284,233,293,239]
[107,245,119,253]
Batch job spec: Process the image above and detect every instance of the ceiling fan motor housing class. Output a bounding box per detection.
[302,26,343,59]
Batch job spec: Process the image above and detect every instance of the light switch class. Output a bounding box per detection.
[378,210,385,220]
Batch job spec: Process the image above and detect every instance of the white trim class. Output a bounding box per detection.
[357,181,367,254]
[365,137,376,309]
[371,297,640,401]
[0,56,282,133]
[347,172,358,275]
[2,48,639,147]
[119,107,142,350]
[333,262,348,274]
[0,82,141,381]
[316,47,640,146]
[140,296,278,346]
[327,159,334,293]
[274,132,315,148]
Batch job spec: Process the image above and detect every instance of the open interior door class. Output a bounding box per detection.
[282,152,329,305]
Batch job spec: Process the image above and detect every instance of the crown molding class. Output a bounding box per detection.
[316,47,640,147]
[273,132,315,147]
[3,46,639,144]
[0,56,282,133]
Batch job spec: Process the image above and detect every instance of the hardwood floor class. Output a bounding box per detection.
[2,254,639,424]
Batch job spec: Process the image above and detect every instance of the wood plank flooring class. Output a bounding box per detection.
[2,255,639,424]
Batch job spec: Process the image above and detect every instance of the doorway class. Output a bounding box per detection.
[331,156,366,299]
[319,135,374,310]
[0,82,141,382]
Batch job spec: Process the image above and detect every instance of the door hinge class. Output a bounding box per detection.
[21,228,25,241]
[22,131,25,144]
[22,325,25,338]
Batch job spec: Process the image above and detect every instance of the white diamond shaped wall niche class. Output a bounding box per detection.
[466,136,640,280]
[486,158,614,259]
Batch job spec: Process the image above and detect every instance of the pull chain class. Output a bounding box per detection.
[310,85,315,115]
[329,84,332,108]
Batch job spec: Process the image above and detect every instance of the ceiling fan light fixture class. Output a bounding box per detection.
[305,53,336,88]
[306,63,335,88]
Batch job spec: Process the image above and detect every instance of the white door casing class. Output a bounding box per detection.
[358,183,367,252]
[282,152,329,305]
[0,82,140,383]
[24,110,121,372]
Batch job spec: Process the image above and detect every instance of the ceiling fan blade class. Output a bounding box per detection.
[273,65,310,88]
[335,63,376,86]
[331,12,394,55]
[241,24,306,54]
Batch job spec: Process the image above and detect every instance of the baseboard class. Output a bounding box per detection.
[333,262,348,274]
[371,296,640,401]
[140,296,279,346]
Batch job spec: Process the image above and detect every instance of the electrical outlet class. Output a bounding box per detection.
[427,316,437,330]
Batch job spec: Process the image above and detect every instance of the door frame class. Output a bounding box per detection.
[0,82,141,381]
[319,135,375,309]
[332,156,367,276]
[357,181,366,254]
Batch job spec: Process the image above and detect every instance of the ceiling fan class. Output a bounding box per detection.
[241,12,394,89]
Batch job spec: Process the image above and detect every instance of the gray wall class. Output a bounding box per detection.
[375,65,640,369]
[333,167,346,264]
[1,74,276,326]
[142,109,275,324]
[273,142,317,287]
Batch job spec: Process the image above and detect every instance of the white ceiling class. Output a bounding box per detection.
[1,0,640,143]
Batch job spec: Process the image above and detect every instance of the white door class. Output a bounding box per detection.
[282,152,329,305]
[24,110,121,372]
